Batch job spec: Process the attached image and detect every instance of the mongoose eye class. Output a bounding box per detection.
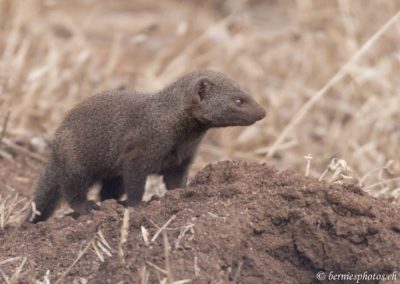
[235,99,243,106]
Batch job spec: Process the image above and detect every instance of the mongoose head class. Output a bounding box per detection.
[188,70,266,127]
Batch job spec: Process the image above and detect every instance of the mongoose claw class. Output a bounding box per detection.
[66,211,82,220]
[118,199,140,208]
[69,200,100,219]
[87,200,100,211]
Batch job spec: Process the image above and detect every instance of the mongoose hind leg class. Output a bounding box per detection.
[100,176,124,201]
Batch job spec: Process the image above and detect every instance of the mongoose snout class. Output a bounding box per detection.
[28,70,266,223]
[236,98,267,125]
[258,107,267,120]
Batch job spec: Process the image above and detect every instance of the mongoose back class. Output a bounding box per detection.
[29,70,266,223]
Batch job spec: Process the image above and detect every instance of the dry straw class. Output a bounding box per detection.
[267,10,400,158]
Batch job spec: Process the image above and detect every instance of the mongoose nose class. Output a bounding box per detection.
[259,109,267,120]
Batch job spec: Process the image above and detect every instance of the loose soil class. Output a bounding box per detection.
[0,158,399,283]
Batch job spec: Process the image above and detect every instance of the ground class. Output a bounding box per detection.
[0,157,399,283]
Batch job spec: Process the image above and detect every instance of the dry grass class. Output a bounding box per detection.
[54,230,112,284]
[0,0,399,198]
[118,208,130,262]
[0,193,30,228]
[142,218,194,284]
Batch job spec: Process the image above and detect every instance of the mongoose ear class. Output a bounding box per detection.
[196,77,212,101]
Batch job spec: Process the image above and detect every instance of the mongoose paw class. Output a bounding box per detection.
[67,211,81,220]
[21,218,36,228]
[118,198,141,208]
[70,200,100,218]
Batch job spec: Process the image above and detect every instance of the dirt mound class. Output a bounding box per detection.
[1,161,399,283]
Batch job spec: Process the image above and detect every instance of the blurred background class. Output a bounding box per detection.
[0,0,399,199]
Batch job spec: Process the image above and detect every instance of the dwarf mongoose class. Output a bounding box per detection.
[29,70,266,223]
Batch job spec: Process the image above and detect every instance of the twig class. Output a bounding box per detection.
[55,238,94,284]
[163,231,173,284]
[0,193,29,228]
[149,219,161,229]
[194,256,200,277]
[304,154,312,177]
[266,10,400,158]
[92,242,104,262]
[175,224,194,249]
[140,266,149,284]
[10,256,27,283]
[363,177,400,191]
[118,208,130,262]
[96,240,112,257]
[0,267,10,284]
[233,261,243,284]
[151,215,176,242]
[0,111,10,145]
[0,257,22,266]
[1,138,47,163]
[97,230,112,251]
[141,226,150,246]
[146,261,167,275]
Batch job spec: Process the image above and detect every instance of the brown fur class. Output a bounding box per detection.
[29,70,266,223]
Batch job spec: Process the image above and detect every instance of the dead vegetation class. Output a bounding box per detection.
[0,0,399,199]
[0,193,30,228]
[0,206,196,283]
[0,0,400,282]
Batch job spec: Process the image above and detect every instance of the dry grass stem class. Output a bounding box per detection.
[1,138,46,163]
[97,230,112,252]
[55,238,94,284]
[363,177,400,192]
[140,266,150,284]
[304,154,312,177]
[163,231,173,284]
[319,158,358,184]
[151,215,176,243]
[0,111,10,144]
[0,193,30,228]
[146,261,167,275]
[194,256,200,277]
[0,267,9,284]
[9,257,27,284]
[141,225,150,246]
[233,261,243,284]
[174,224,194,249]
[118,208,130,262]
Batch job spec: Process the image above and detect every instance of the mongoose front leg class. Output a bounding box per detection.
[161,158,192,190]
[100,176,124,201]
[63,174,99,217]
